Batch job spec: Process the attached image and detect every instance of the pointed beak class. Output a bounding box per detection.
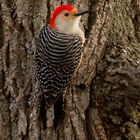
[73,10,89,16]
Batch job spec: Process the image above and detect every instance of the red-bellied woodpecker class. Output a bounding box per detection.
[35,5,88,129]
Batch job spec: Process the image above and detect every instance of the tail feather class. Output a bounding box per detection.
[54,94,64,128]
[40,94,47,130]
[40,93,64,130]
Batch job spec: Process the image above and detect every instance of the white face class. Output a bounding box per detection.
[55,10,81,33]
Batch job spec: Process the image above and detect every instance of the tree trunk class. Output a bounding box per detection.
[0,0,140,140]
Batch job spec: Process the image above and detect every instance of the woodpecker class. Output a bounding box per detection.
[35,5,88,129]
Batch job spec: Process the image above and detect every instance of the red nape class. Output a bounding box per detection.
[50,5,75,29]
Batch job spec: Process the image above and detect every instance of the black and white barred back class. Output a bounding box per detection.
[35,26,83,102]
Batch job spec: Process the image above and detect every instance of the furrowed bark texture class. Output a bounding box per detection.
[93,0,140,140]
[0,0,139,140]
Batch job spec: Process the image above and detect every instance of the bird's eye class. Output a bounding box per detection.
[64,13,69,17]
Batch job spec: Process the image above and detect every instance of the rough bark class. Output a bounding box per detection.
[0,0,140,140]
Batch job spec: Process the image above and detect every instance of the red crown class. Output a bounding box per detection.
[50,5,75,29]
